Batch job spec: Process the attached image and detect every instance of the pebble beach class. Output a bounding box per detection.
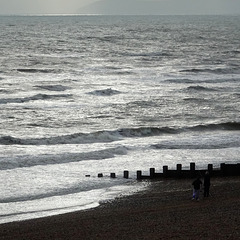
[0,176,239,240]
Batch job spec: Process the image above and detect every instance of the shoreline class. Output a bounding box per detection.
[0,176,240,239]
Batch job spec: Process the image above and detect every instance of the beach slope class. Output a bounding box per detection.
[0,177,240,240]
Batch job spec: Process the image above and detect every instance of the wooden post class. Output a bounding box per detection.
[190,162,195,178]
[150,168,155,179]
[110,173,116,178]
[177,164,182,178]
[220,163,226,176]
[237,164,240,176]
[163,165,168,177]
[238,164,240,176]
[190,162,195,171]
[98,173,103,177]
[208,164,213,174]
[123,170,129,179]
[137,170,142,180]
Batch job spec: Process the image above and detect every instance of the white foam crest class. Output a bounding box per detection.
[0,146,128,170]
[0,130,122,145]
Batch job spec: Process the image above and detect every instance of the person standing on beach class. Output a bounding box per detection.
[204,171,211,197]
[192,177,202,201]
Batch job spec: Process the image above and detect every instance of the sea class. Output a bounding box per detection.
[0,15,239,224]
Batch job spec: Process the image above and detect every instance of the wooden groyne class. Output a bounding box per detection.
[89,163,240,180]
[137,163,240,180]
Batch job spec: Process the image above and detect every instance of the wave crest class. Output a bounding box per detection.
[35,85,70,92]
[87,88,121,96]
[0,122,239,145]
[187,85,216,92]
[0,94,72,104]
[0,146,128,170]
[180,67,239,74]
[17,68,55,73]
[152,142,239,150]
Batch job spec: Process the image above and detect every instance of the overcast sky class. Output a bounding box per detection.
[0,0,240,15]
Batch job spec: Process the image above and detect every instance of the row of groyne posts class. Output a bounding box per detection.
[87,163,240,180]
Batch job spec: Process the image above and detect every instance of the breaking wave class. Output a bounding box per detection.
[0,146,128,170]
[0,131,121,145]
[0,122,239,146]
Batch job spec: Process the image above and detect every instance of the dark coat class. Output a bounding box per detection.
[192,178,202,190]
[204,174,211,187]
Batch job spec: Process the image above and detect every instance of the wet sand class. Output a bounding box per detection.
[0,176,240,240]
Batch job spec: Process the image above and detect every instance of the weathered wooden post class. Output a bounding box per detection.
[150,168,155,179]
[220,163,226,176]
[123,170,129,179]
[163,165,168,178]
[110,173,116,178]
[177,164,182,178]
[237,164,240,176]
[137,170,142,180]
[98,173,103,177]
[208,164,213,174]
[190,162,195,178]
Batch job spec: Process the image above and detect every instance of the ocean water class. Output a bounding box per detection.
[0,15,239,224]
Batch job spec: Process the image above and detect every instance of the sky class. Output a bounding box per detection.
[0,0,95,14]
[0,0,240,15]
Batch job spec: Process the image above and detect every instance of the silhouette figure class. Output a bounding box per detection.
[192,177,202,201]
[204,171,211,197]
